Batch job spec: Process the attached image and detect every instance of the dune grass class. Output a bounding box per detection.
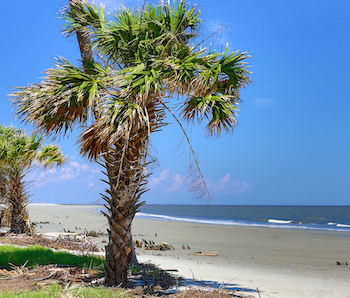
[0,283,127,298]
[0,245,104,270]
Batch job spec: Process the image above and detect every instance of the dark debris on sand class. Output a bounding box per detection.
[0,233,99,252]
[0,235,255,297]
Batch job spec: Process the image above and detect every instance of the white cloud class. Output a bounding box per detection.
[47,168,57,174]
[206,19,231,46]
[219,173,231,185]
[148,169,170,188]
[54,161,89,182]
[88,182,95,188]
[166,174,185,192]
[252,98,275,107]
[27,160,99,187]
[212,173,231,191]
[209,173,251,194]
[87,0,144,10]
[91,168,100,174]
[70,161,89,172]
[231,181,251,193]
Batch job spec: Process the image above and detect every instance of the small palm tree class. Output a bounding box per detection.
[0,125,66,234]
[11,0,251,285]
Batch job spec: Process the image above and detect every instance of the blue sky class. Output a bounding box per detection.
[1,0,349,205]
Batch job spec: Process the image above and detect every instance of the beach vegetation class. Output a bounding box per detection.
[0,125,65,234]
[0,245,104,271]
[0,283,127,298]
[11,0,250,287]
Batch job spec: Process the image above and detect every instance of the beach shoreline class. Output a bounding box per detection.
[26,204,350,298]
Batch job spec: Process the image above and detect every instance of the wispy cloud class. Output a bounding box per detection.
[88,181,100,189]
[252,98,275,107]
[54,161,89,182]
[209,173,251,194]
[231,181,251,193]
[87,0,144,10]
[148,169,170,188]
[27,159,100,187]
[166,174,185,192]
[206,19,232,46]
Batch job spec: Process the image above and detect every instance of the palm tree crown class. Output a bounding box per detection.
[13,0,250,155]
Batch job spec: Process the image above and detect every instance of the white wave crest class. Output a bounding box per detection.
[135,213,350,232]
[336,223,350,228]
[268,219,293,224]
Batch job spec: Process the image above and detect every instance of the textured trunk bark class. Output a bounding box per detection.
[101,138,147,287]
[68,0,94,71]
[8,171,30,234]
[103,194,133,286]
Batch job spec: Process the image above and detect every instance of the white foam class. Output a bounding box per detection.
[327,222,337,225]
[136,213,350,232]
[137,213,296,229]
[336,223,350,228]
[268,219,293,224]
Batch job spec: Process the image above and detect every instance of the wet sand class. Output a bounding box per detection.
[27,204,350,298]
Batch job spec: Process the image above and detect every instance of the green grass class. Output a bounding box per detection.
[0,284,127,298]
[0,245,132,297]
[0,245,105,271]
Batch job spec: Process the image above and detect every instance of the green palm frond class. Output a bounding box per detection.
[69,0,201,65]
[39,145,66,169]
[93,7,140,63]
[61,0,104,37]
[11,57,112,136]
[0,125,66,173]
[180,94,240,136]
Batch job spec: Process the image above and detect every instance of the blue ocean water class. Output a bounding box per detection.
[136,205,350,232]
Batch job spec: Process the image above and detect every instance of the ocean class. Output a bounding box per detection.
[136,205,350,232]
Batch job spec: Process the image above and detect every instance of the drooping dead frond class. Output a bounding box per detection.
[159,100,211,204]
[79,95,166,161]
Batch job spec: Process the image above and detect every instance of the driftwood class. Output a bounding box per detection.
[192,251,219,257]
[134,239,175,251]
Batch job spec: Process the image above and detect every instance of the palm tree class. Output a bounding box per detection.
[11,0,251,286]
[0,125,66,234]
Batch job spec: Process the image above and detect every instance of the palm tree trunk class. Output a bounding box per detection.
[68,0,94,71]
[100,102,166,286]
[101,140,147,286]
[7,170,31,234]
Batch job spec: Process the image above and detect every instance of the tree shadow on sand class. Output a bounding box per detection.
[165,278,261,297]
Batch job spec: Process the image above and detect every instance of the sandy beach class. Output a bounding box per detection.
[27,204,350,298]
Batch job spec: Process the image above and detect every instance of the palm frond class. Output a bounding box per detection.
[61,0,104,38]
[38,145,67,169]
[11,57,112,136]
[180,94,240,137]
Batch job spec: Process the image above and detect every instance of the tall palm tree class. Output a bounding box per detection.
[0,125,66,234]
[11,0,251,286]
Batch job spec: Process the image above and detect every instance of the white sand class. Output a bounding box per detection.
[27,204,350,298]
